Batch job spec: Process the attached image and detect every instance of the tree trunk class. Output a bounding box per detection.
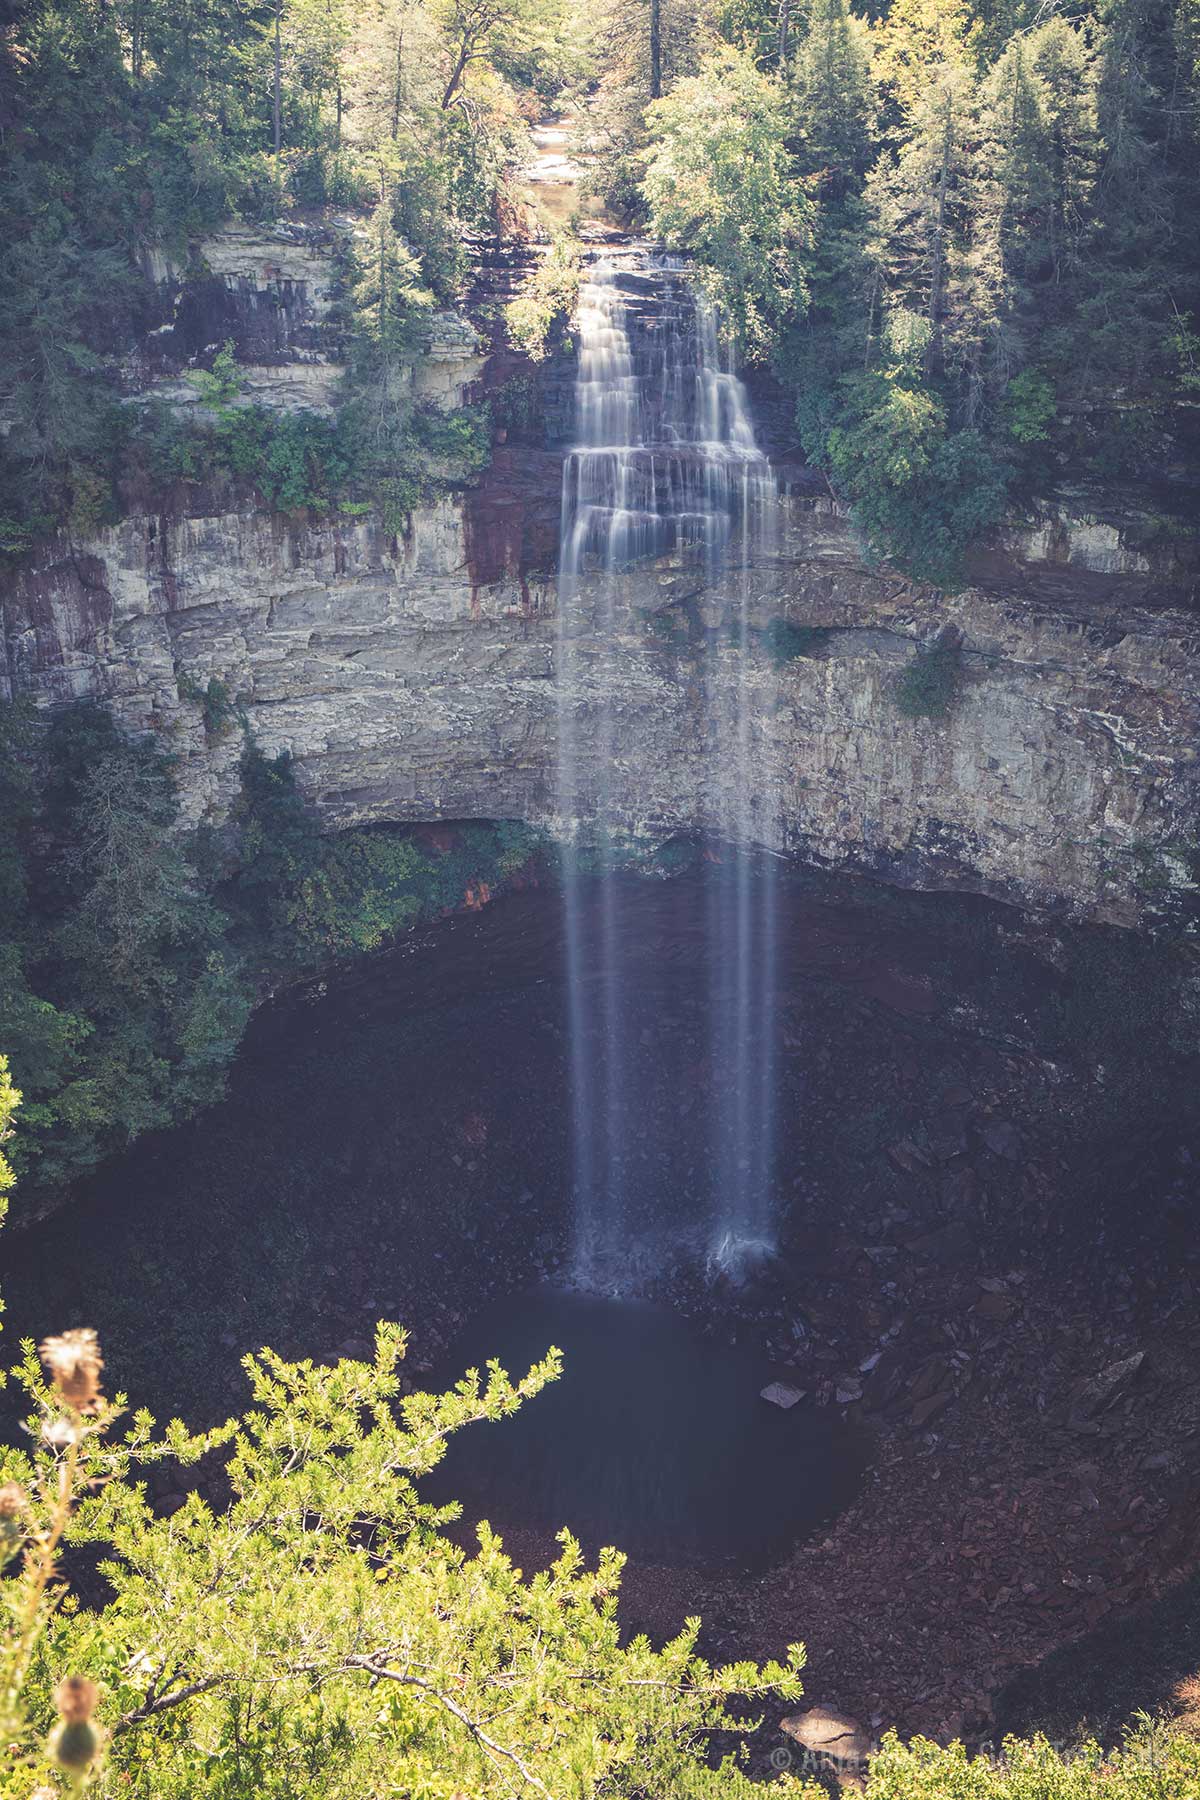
[392,28,404,137]
[329,0,342,146]
[928,89,953,368]
[442,39,472,108]
[131,0,143,80]
[273,0,283,162]
[649,0,661,99]
[778,0,791,65]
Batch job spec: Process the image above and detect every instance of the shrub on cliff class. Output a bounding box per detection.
[135,345,488,527]
[820,371,1010,590]
[225,747,540,965]
[762,620,834,665]
[894,635,965,720]
[506,232,584,361]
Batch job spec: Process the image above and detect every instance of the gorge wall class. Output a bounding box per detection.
[3,223,1200,927]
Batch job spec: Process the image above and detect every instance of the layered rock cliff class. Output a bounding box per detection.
[5,480,1200,926]
[3,224,1199,927]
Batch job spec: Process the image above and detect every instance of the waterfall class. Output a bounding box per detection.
[703,293,781,1280]
[556,253,779,1289]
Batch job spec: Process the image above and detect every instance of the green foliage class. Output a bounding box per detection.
[828,371,944,490]
[0,706,541,1210]
[0,1058,18,1224]
[143,363,360,514]
[506,233,584,361]
[788,0,877,198]
[863,1724,1200,1796]
[894,635,965,717]
[411,402,492,476]
[177,673,239,742]
[0,1315,807,1799]
[0,0,591,549]
[644,45,813,354]
[1166,309,1200,393]
[187,342,243,409]
[226,747,540,966]
[361,202,436,331]
[762,620,835,664]
[1004,370,1057,444]
[0,703,241,1197]
[577,0,704,227]
[821,372,1010,586]
[1,1162,1199,1799]
[638,0,1200,579]
[490,373,544,437]
[132,383,489,527]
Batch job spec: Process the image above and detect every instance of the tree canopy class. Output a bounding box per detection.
[638,0,1200,580]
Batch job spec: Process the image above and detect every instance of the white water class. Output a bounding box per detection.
[556,255,779,1288]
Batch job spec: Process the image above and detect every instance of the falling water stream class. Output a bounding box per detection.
[557,252,780,1287]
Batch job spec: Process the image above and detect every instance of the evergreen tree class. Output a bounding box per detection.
[790,0,877,198]
[976,18,1100,400]
[866,55,985,383]
[871,0,980,119]
[643,44,812,353]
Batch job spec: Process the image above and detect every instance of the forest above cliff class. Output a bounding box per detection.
[1,0,1198,581]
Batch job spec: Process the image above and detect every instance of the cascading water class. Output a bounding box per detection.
[701,304,781,1280]
[556,252,779,1289]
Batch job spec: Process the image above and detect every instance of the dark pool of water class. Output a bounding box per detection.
[425,1289,865,1570]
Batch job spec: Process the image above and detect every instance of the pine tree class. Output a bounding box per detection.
[871,0,980,120]
[790,0,876,199]
[866,55,984,382]
[976,18,1099,386]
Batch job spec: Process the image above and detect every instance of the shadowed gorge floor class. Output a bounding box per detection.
[4,856,1199,1738]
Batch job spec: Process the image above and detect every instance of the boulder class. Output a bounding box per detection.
[781,1705,874,1779]
[888,1137,931,1176]
[1067,1351,1145,1429]
[760,1381,806,1410]
[925,1112,969,1161]
[974,1289,1017,1324]
[910,1389,955,1429]
[981,1118,1023,1160]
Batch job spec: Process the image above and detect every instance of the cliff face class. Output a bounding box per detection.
[4,479,1199,927]
[3,220,1199,925]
